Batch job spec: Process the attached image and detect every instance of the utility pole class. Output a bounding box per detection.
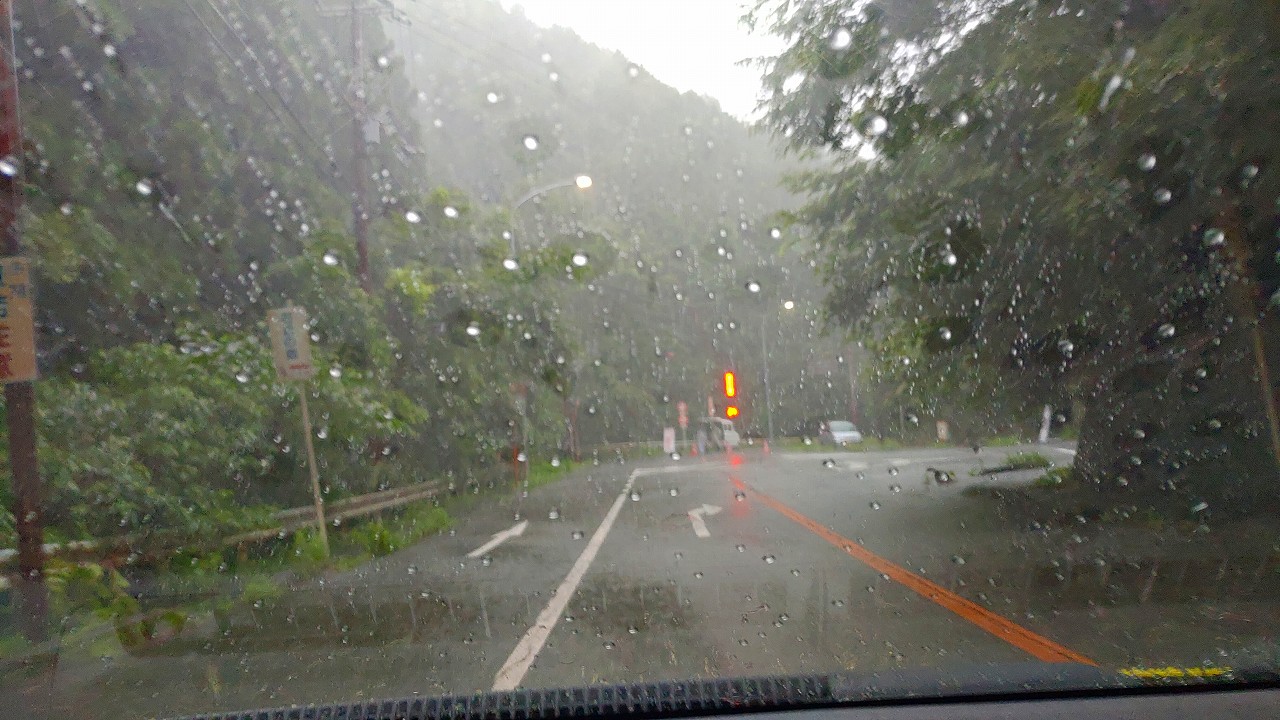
[349,0,371,293]
[760,318,774,441]
[318,0,409,293]
[847,355,859,425]
[0,0,47,642]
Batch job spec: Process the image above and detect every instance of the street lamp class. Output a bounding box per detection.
[506,174,593,264]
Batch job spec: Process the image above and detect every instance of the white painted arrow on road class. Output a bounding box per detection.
[467,520,529,558]
[687,504,723,538]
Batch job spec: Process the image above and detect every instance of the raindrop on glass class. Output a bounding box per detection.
[135,178,154,196]
[571,529,585,540]
[522,134,539,150]
[443,206,459,219]
[829,27,853,50]
[404,210,422,224]
[329,366,342,379]
[322,252,339,266]
[1157,323,1176,339]
[762,554,776,564]
[866,115,888,136]
[1138,153,1157,171]
[571,252,589,267]
[745,280,761,293]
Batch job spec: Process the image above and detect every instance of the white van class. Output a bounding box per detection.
[697,417,740,451]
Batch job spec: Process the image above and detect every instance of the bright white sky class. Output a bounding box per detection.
[499,0,785,120]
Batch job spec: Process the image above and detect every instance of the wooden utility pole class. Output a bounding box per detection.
[0,0,47,642]
[349,0,371,293]
[317,0,409,294]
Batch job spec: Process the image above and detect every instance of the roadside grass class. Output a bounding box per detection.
[1031,465,1073,488]
[983,434,1026,447]
[774,437,957,452]
[1,458,593,664]
[526,459,575,490]
[972,450,1053,475]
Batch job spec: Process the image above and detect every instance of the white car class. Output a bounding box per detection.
[820,420,863,446]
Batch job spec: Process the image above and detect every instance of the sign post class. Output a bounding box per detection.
[268,306,327,557]
[2,256,45,641]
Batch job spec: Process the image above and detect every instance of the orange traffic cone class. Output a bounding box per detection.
[763,439,771,455]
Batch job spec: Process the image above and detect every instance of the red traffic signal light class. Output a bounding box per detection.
[725,405,740,419]
[723,371,736,398]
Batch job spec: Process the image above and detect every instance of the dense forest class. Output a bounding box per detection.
[751,0,1280,508]
[0,0,847,547]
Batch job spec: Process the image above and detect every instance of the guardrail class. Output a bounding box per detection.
[0,480,442,590]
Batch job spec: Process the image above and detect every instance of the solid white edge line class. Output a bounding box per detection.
[491,469,640,691]
[1054,447,1078,456]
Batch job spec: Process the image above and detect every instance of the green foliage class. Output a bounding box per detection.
[1031,466,1075,490]
[350,520,397,557]
[290,528,331,576]
[754,0,1280,491]
[973,451,1053,475]
[526,460,573,490]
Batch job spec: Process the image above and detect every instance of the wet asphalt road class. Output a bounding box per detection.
[10,443,1279,718]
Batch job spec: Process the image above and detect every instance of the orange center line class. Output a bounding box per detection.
[738,478,1096,666]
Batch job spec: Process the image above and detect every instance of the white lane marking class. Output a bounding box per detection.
[492,469,642,691]
[686,503,723,538]
[466,520,529,559]
[889,458,913,466]
[843,461,869,471]
[1053,447,1078,456]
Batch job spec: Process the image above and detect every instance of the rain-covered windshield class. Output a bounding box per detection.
[2,0,1279,717]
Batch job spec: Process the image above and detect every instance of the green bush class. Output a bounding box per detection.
[394,504,453,542]
[1004,452,1052,470]
[526,460,573,490]
[352,520,397,557]
[1031,466,1074,489]
[290,527,330,575]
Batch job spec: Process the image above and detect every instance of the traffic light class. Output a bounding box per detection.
[723,371,738,419]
